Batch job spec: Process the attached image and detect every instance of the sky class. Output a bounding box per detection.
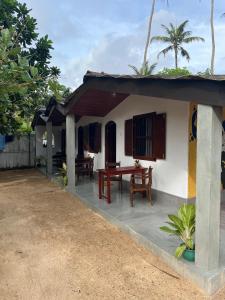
[23,0,225,89]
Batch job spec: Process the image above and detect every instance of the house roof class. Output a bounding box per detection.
[32,97,66,128]
[83,71,225,81]
[32,71,225,126]
[31,108,48,128]
[62,71,225,116]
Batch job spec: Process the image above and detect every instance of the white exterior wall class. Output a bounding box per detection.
[35,124,65,158]
[35,125,47,158]
[77,95,189,198]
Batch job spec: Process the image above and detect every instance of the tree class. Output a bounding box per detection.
[129,61,157,75]
[143,0,169,67]
[0,28,40,134]
[158,67,191,76]
[210,0,215,75]
[0,0,68,134]
[0,0,38,47]
[143,0,156,66]
[151,20,205,68]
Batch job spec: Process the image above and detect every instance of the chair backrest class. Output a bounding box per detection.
[131,167,153,186]
[105,161,120,169]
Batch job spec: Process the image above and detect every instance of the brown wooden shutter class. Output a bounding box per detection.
[153,113,166,159]
[125,119,133,156]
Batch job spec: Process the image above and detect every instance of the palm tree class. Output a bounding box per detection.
[151,20,205,68]
[143,0,156,66]
[129,61,157,75]
[210,0,215,74]
[130,0,170,76]
[143,0,169,66]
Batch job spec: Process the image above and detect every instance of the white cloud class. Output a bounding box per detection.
[61,9,225,88]
[23,0,225,88]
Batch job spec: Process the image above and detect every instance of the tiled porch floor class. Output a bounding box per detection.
[73,177,225,267]
[75,178,180,256]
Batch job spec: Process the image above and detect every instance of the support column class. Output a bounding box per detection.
[66,114,76,191]
[195,104,222,271]
[46,121,53,175]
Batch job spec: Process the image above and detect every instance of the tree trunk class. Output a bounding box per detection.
[143,0,156,66]
[175,47,178,68]
[210,0,215,75]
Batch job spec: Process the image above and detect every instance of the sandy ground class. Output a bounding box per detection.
[0,169,225,300]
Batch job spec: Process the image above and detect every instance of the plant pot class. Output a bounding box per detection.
[182,249,195,262]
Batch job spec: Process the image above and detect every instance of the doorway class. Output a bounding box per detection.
[105,121,116,165]
[78,126,84,158]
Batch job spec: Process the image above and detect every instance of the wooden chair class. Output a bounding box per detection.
[103,162,122,192]
[130,167,153,207]
[75,157,94,180]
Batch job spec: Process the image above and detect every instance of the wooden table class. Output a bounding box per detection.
[98,166,146,203]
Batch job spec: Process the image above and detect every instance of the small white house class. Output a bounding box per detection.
[33,71,225,295]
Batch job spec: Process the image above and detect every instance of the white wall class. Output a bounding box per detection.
[35,124,65,158]
[77,95,190,198]
[35,125,47,158]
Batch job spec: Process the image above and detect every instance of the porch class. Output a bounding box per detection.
[72,177,225,293]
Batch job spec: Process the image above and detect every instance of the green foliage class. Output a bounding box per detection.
[160,204,195,258]
[58,162,68,186]
[0,28,40,134]
[129,61,157,75]
[151,20,204,68]
[0,0,70,135]
[0,0,38,47]
[158,67,192,76]
[48,79,70,102]
[17,120,32,134]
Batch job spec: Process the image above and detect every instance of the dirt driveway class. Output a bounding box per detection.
[0,169,224,300]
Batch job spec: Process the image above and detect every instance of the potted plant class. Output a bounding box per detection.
[160,204,195,261]
[134,159,141,168]
[58,162,68,186]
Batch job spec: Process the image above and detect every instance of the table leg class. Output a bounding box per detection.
[99,172,102,199]
[107,173,111,204]
[141,169,146,198]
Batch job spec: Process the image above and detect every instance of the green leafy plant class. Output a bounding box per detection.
[58,162,68,186]
[158,67,191,77]
[129,61,157,76]
[160,204,195,258]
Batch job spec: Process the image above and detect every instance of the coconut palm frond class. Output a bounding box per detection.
[157,46,173,59]
[180,47,190,61]
[145,62,157,75]
[151,35,171,43]
[183,36,205,43]
[161,24,172,36]
[151,20,204,68]
[129,61,157,76]
[177,20,189,34]
[128,64,140,75]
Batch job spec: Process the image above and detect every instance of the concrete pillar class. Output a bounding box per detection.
[195,104,222,271]
[66,114,76,191]
[46,121,53,175]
